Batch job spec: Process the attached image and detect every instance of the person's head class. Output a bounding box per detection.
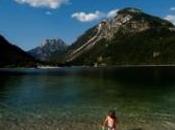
[108,110,116,119]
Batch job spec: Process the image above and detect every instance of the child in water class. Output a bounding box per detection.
[102,110,119,130]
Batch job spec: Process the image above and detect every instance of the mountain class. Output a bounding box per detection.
[64,7,175,66]
[28,39,67,62]
[0,35,36,67]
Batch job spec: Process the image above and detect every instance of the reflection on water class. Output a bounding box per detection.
[0,67,175,129]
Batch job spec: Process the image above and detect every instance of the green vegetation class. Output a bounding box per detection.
[68,26,98,51]
[2,8,175,67]
[65,8,175,66]
[70,28,175,66]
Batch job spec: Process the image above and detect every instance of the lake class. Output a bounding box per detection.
[0,67,175,130]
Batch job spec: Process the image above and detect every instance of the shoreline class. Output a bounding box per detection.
[0,115,174,130]
[2,64,175,69]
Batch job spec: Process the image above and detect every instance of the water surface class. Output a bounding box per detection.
[0,67,175,130]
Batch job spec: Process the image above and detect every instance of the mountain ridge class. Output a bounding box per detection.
[62,7,175,66]
[28,38,67,62]
[0,35,36,67]
[1,7,175,67]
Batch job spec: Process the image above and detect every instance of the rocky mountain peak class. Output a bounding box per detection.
[41,39,65,48]
[95,7,174,40]
[28,38,67,61]
[65,7,175,63]
[117,7,143,15]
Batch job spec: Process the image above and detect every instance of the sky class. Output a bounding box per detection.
[0,0,175,51]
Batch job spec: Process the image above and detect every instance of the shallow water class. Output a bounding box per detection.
[0,67,175,130]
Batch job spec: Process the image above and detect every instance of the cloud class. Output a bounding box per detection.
[107,9,119,18]
[71,9,119,22]
[170,7,175,11]
[14,0,69,9]
[71,11,104,22]
[165,15,175,25]
[45,11,52,15]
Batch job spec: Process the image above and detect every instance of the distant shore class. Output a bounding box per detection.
[2,64,175,69]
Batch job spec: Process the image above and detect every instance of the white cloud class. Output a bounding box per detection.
[71,9,119,22]
[107,9,119,18]
[14,0,69,9]
[71,11,104,22]
[45,11,52,15]
[165,15,175,25]
[170,7,175,11]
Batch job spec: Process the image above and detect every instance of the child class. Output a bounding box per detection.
[102,110,119,130]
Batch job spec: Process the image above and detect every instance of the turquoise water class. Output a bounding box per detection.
[0,67,175,129]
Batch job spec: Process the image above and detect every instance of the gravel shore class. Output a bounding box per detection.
[0,115,175,130]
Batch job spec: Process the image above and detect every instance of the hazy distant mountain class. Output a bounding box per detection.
[0,35,36,67]
[28,39,67,62]
[64,7,175,66]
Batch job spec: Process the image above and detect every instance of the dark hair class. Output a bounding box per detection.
[108,110,116,119]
